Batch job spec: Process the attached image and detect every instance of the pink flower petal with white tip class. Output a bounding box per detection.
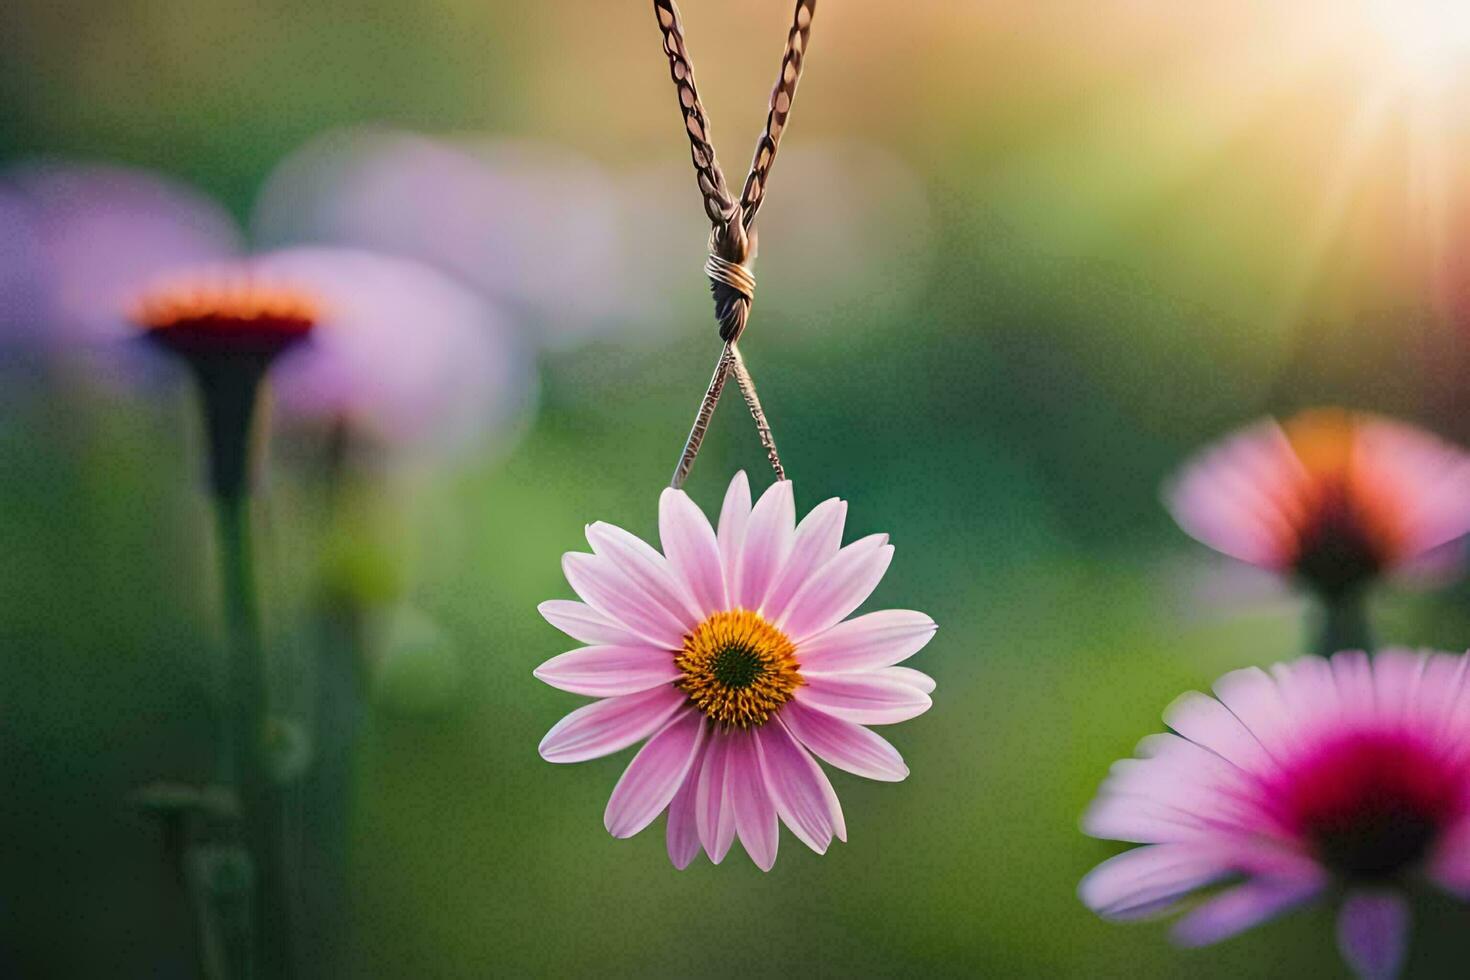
[757,719,846,852]
[659,488,727,616]
[795,672,931,725]
[735,480,795,610]
[585,521,701,627]
[665,744,705,870]
[879,666,936,694]
[537,600,648,648]
[727,730,779,871]
[604,710,706,839]
[763,497,847,622]
[780,535,894,641]
[695,733,737,864]
[1078,844,1236,921]
[797,610,937,673]
[781,701,909,782]
[717,471,752,588]
[532,645,681,697]
[562,552,687,649]
[538,685,685,763]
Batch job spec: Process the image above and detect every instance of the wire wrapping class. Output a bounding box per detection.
[655,0,817,488]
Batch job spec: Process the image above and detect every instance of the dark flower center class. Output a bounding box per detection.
[1290,488,1384,599]
[1280,732,1461,881]
[134,283,318,360]
[710,644,765,688]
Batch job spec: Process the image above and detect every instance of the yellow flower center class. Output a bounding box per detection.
[676,609,801,728]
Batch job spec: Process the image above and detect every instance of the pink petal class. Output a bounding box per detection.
[756,720,845,853]
[695,732,737,864]
[878,666,935,694]
[1171,878,1322,947]
[797,610,937,673]
[562,552,687,649]
[1078,844,1235,921]
[795,673,931,725]
[1211,665,1297,760]
[1329,649,1378,720]
[586,521,701,628]
[1162,420,1301,569]
[1337,890,1410,980]
[1427,819,1470,895]
[762,498,847,623]
[1163,690,1276,776]
[728,729,780,871]
[605,710,707,838]
[533,645,681,697]
[717,471,752,590]
[780,701,909,781]
[538,685,686,763]
[1082,734,1279,844]
[659,488,727,617]
[780,535,894,641]
[537,599,648,648]
[666,740,705,870]
[735,479,795,610]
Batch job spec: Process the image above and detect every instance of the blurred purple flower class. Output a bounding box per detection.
[0,184,47,351]
[7,160,535,464]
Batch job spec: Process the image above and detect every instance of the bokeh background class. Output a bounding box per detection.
[7,1,1470,976]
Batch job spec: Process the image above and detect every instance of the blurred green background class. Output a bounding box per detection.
[6,1,1470,976]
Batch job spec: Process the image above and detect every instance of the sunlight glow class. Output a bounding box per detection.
[1366,0,1470,91]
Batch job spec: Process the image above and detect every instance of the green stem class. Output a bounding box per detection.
[214,490,299,979]
[1314,590,1373,657]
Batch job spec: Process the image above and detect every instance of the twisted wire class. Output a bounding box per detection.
[657,0,816,488]
[653,0,742,246]
[740,0,817,230]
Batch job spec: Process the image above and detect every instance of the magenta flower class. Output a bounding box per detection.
[1165,409,1470,598]
[535,472,936,870]
[9,160,534,463]
[1080,649,1470,979]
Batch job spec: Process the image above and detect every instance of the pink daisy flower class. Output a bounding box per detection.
[9,160,534,464]
[1080,649,1470,979]
[535,472,937,870]
[1164,409,1470,598]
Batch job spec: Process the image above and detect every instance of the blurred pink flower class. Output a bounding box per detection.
[1080,649,1470,979]
[1164,409,1470,597]
[251,128,936,349]
[535,471,936,870]
[9,160,534,462]
[251,127,625,347]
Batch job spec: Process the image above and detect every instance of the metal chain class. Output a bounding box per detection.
[654,0,817,488]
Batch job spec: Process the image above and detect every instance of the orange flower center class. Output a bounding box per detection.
[676,610,801,728]
[1281,409,1404,595]
[133,281,319,359]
